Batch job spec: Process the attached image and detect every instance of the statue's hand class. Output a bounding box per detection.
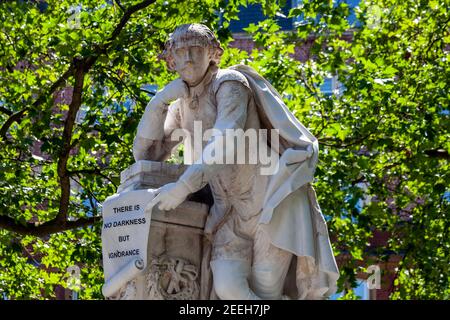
[149,181,191,211]
[154,78,189,105]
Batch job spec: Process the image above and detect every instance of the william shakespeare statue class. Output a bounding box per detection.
[133,23,339,300]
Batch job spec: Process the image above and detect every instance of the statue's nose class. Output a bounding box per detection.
[184,49,194,62]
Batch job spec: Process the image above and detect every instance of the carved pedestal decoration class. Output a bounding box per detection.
[145,200,209,299]
[146,255,199,300]
[102,161,210,300]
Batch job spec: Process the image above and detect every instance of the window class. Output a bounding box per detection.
[344,0,361,27]
[228,2,294,33]
[353,279,370,300]
[319,75,343,96]
[329,278,372,300]
[292,0,361,28]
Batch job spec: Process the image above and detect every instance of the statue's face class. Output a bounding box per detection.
[172,45,211,86]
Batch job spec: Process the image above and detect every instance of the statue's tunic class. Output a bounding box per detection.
[136,66,269,261]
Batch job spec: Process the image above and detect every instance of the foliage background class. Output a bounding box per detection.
[0,0,448,299]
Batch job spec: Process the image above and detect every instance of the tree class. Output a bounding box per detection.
[232,0,449,299]
[0,0,448,299]
[0,0,241,299]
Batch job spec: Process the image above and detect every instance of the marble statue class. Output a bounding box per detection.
[132,23,339,300]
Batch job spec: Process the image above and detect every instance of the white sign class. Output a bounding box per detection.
[101,189,157,297]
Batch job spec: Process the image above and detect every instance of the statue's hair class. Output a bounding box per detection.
[162,23,224,71]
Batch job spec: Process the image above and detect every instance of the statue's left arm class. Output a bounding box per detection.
[176,80,250,194]
[150,78,251,211]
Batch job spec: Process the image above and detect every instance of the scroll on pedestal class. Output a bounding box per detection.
[101,160,211,300]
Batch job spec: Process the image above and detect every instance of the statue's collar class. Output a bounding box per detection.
[187,64,218,103]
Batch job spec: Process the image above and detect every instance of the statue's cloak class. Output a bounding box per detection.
[228,64,339,299]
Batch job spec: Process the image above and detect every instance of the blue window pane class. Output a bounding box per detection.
[229,3,293,33]
[443,191,450,202]
[123,99,133,111]
[343,0,361,26]
[292,0,361,27]
[329,279,370,300]
[354,279,370,300]
[320,77,333,95]
[82,198,97,218]
[329,291,344,300]
[228,0,361,33]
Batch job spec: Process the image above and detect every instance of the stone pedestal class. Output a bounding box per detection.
[112,160,211,300]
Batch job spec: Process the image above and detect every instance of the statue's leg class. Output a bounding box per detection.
[251,227,293,299]
[209,210,261,300]
[210,259,261,300]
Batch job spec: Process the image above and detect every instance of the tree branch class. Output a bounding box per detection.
[0,109,27,139]
[424,148,450,160]
[319,116,384,149]
[56,59,86,225]
[0,106,13,116]
[0,214,99,237]
[0,0,157,141]
[107,0,157,44]
[0,0,158,236]
[101,65,147,107]
[319,132,373,149]
[0,65,74,141]
[69,168,118,188]
[70,175,102,212]
[114,0,125,12]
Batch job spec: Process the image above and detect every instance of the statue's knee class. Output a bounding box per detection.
[213,276,237,300]
[211,260,251,300]
[252,268,280,288]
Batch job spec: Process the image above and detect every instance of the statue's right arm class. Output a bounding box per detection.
[133,99,182,162]
[133,79,188,161]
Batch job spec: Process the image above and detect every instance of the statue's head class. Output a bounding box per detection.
[162,23,223,86]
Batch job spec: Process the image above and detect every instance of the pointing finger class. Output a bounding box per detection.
[149,193,161,208]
